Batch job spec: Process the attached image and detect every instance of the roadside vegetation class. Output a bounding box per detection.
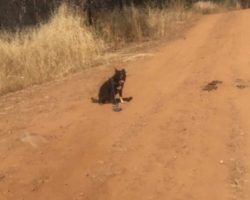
[0,0,244,95]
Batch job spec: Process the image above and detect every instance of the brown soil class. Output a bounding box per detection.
[1,9,250,200]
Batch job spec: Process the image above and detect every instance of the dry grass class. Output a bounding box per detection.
[193,1,221,14]
[0,5,105,95]
[147,5,193,38]
[0,3,194,96]
[94,4,193,48]
[193,0,241,14]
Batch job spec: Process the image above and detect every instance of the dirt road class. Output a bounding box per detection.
[1,9,250,200]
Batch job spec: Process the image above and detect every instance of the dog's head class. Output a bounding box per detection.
[113,68,126,85]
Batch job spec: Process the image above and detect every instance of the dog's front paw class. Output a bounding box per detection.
[120,98,124,104]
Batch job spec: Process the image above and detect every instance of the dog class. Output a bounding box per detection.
[92,68,132,104]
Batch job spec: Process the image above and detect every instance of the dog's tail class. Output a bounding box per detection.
[91,97,99,103]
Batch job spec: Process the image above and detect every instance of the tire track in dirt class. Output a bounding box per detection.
[228,102,246,200]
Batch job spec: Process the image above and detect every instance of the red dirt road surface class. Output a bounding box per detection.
[1,9,250,200]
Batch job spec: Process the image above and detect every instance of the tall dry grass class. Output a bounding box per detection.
[0,5,105,95]
[0,3,194,96]
[94,3,192,47]
[193,1,221,14]
[193,0,240,14]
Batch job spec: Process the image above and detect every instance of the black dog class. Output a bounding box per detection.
[92,68,132,104]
